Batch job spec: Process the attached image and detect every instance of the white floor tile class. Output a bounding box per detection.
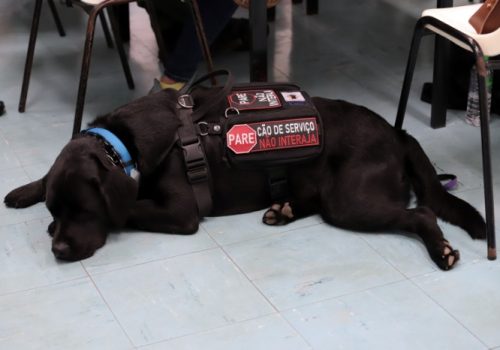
[139,314,311,350]
[202,209,322,246]
[283,280,487,350]
[224,224,405,310]
[0,278,133,350]
[92,249,274,347]
[413,261,500,349]
[0,218,86,295]
[83,229,217,275]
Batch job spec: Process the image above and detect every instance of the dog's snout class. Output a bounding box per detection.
[52,241,71,259]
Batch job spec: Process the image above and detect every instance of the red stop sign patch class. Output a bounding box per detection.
[226,124,257,154]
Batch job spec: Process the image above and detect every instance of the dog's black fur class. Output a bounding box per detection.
[4,88,486,269]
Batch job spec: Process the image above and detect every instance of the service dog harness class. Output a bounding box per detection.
[176,70,324,217]
[80,71,457,219]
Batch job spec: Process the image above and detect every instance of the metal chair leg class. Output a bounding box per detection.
[99,11,115,48]
[19,0,43,113]
[306,0,318,15]
[476,62,496,260]
[395,22,426,129]
[72,8,99,136]
[189,0,216,85]
[267,6,276,22]
[107,7,134,89]
[48,0,66,36]
[397,16,496,261]
[143,0,169,70]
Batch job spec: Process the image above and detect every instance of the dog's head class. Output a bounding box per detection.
[45,137,138,261]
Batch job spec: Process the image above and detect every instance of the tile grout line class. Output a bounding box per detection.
[81,261,138,350]
[407,269,491,349]
[83,244,221,276]
[0,275,88,298]
[356,234,414,279]
[216,243,316,350]
[203,218,325,250]
[133,313,310,349]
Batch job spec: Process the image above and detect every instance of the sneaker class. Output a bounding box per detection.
[148,78,185,95]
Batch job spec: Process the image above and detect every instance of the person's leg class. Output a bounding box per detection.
[161,0,238,87]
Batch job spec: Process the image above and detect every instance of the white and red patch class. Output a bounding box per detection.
[226,117,320,154]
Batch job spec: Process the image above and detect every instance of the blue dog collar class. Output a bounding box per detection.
[83,127,135,177]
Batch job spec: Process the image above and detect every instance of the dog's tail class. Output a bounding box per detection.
[402,131,486,239]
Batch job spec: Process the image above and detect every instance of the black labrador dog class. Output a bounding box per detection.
[4,88,486,269]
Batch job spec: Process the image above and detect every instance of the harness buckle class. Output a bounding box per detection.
[181,139,209,184]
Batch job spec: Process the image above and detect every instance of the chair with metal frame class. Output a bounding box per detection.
[18,0,213,137]
[395,3,500,260]
[291,0,318,15]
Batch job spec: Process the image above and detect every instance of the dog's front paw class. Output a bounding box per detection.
[263,202,295,226]
[4,189,37,208]
[432,240,460,271]
[4,181,44,208]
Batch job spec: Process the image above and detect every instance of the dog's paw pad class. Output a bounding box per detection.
[436,240,460,271]
[281,202,294,219]
[262,202,294,226]
[263,209,279,225]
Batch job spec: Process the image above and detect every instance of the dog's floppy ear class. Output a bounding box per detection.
[98,168,138,227]
[90,90,182,175]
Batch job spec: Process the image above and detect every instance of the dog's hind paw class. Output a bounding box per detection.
[262,202,295,226]
[433,240,460,271]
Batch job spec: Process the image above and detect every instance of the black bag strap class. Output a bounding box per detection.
[179,69,234,122]
[175,94,212,217]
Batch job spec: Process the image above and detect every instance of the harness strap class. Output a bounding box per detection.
[176,94,213,217]
[267,167,290,201]
[180,70,234,122]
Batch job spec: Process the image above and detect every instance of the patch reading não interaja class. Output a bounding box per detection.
[226,117,320,154]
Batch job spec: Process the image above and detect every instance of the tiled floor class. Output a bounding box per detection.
[1,0,500,349]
